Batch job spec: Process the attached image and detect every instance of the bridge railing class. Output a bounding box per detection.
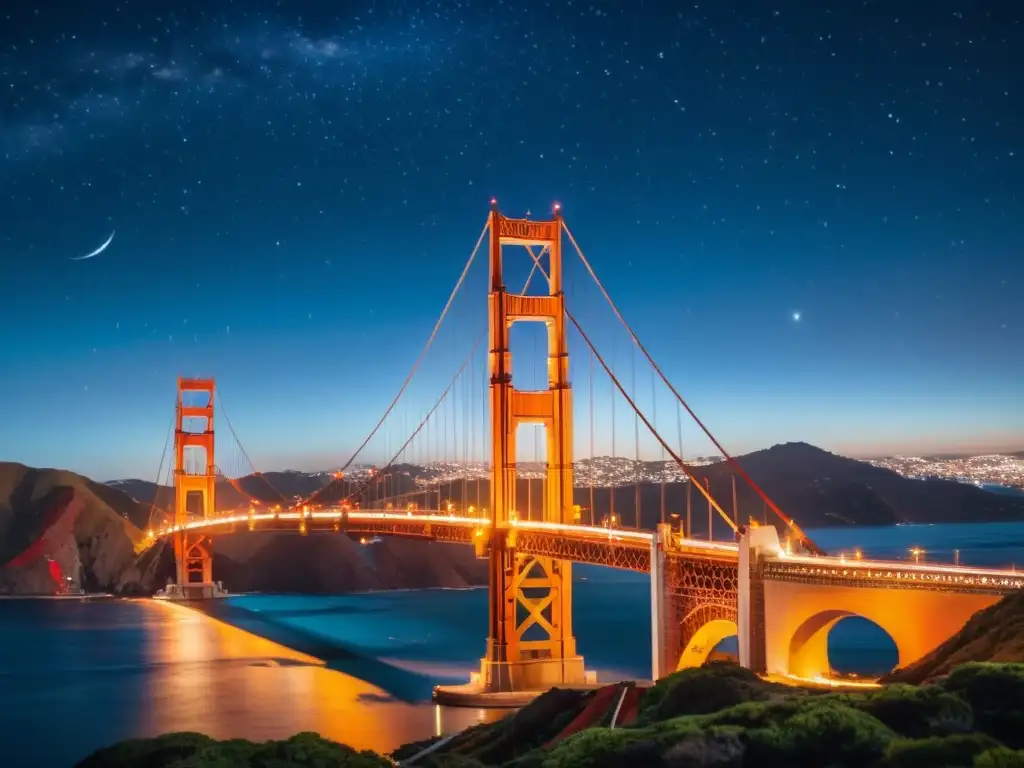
[764,553,1024,592]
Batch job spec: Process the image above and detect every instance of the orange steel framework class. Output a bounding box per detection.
[480,200,587,692]
[173,377,216,586]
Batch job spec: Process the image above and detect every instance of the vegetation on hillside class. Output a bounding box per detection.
[74,732,390,768]
[78,661,1024,767]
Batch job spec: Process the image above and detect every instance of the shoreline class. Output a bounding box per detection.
[0,592,115,600]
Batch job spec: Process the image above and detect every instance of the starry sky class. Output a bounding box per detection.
[1,0,1021,482]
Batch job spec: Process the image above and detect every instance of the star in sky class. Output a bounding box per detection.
[0,0,1020,481]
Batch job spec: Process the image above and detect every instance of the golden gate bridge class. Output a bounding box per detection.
[140,202,1022,700]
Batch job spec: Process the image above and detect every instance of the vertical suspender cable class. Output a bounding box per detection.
[654,365,664,526]
[609,334,616,526]
[588,348,596,527]
[565,309,738,533]
[632,345,640,529]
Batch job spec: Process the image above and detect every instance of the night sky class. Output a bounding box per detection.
[1,1,1021,482]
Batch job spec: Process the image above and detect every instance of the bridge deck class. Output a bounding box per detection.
[147,508,1023,591]
[146,508,738,572]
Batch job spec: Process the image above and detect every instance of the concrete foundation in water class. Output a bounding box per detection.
[433,677,656,708]
[154,582,229,601]
[433,682,606,708]
[433,666,603,708]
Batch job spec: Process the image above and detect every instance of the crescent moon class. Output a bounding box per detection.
[70,230,115,261]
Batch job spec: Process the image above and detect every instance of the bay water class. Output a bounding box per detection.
[1,521,1022,766]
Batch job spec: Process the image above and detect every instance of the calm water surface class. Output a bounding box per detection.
[2,521,1023,766]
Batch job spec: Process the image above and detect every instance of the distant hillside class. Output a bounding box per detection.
[117,443,1024,541]
[0,462,146,594]
[282,443,1024,538]
[108,470,332,519]
[678,442,1024,534]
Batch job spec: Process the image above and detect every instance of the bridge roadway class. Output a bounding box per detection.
[149,507,1024,593]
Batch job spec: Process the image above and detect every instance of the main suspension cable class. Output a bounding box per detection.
[565,309,738,533]
[146,409,176,533]
[523,244,737,534]
[344,252,543,510]
[336,219,489,478]
[562,222,821,554]
[217,390,287,505]
[291,219,489,510]
[343,334,483,507]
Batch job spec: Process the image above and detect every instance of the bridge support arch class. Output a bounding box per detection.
[676,617,738,670]
[172,377,218,595]
[653,548,740,677]
[763,579,1002,679]
[476,203,590,693]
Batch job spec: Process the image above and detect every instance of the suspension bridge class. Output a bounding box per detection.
[141,202,1022,699]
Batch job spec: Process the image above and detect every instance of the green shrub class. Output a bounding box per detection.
[74,732,390,768]
[743,700,895,768]
[882,734,1001,768]
[975,747,1024,767]
[661,727,745,767]
[230,732,388,767]
[639,662,775,723]
[74,732,224,767]
[390,735,441,761]
[418,755,488,767]
[699,698,805,730]
[836,684,973,737]
[541,728,653,768]
[500,751,547,768]
[943,663,1024,748]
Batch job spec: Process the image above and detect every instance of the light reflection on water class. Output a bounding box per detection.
[1,521,1022,767]
[0,598,499,767]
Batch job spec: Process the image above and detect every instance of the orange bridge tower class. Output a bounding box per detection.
[479,201,589,692]
[173,377,216,589]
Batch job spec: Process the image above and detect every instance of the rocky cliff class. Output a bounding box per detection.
[0,462,145,594]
